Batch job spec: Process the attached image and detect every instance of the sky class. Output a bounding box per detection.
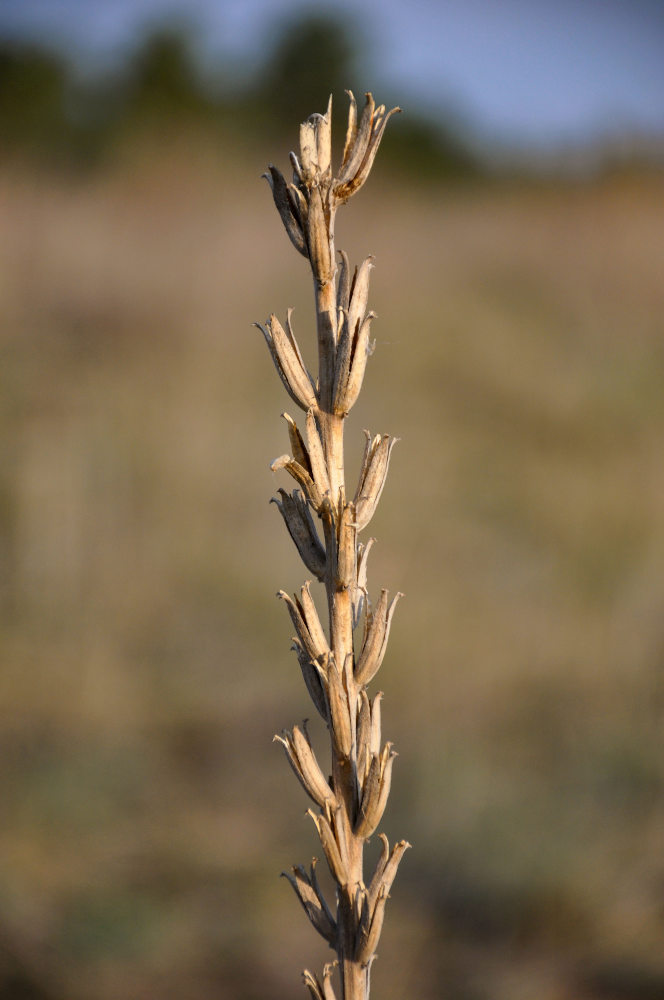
[0,0,663,149]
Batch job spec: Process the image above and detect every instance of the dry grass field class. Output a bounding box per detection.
[1,139,663,999]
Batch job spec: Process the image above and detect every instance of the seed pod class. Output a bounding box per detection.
[306,408,331,497]
[291,638,328,720]
[355,589,402,686]
[354,751,382,838]
[369,691,383,756]
[307,185,333,286]
[367,838,411,915]
[335,93,375,189]
[341,90,358,170]
[352,536,375,629]
[256,314,317,411]
[355,689,372,788]
[334,92,401,203]
[271,454,324,510]
[282,863,337,944]
[336,502,357,589]
[342,313,375,415]
[282,413,310,473]
[303,970,324,1000]
[336,250,351,312]
[263,165,307,257]
[321,963,338,1000]
[308,809,347,886]
[278,589,328,662]
[355,885,389,966]
[275,726,336,810]
[347,256,374,345]
[271,489,326,581]
[294,724,337,808]
[326,655,352,758]
[354,433,397,531]
[299,581,329,655]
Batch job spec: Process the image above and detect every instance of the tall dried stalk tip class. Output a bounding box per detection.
[256,91,407,1000]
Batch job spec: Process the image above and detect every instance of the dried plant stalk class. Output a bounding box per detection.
[258,92,409,1000]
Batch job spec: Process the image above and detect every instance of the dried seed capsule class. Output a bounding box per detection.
[354,433,397,531]
[336,250,351,312]
[326,655,352,758]
[367,838,411,914]
[335,93,375,189]
[308,809,348,887]
[271,454,324,510]
[352,536,374,629]
[354,751,382,838]
[282,865,336,944]
[271,489,326,581]
[274,727,336,810]
[342,313,375,415]
[347,256,374,345]
[355,689,372,787]
[369,691,383,756]
[355,885,389,966]
[278,589,328,661]
[293,724,337,808]
[334,92,401,203]
[263,165,307,257]
[336,503,357,590]
[321,962,338,1000]
[306,408,331,496]
[299,582,329,655]
[307,185,333,286]
[282,413,311,473]
[354,589,402,686]
[291,638,328,720]
[303,970,324,1000]
[256,314,318,412]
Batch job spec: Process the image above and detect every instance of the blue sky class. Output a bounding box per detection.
[1,0,663,148]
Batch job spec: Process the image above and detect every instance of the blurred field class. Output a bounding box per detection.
[1,140,663,1000]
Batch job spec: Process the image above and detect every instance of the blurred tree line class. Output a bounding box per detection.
[0,13,478,178]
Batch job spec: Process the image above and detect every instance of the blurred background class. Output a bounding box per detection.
[1,1,663,998]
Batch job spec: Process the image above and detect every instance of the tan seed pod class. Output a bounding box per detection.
[369,691,383,756]
[335,93,375,190]
[342,312,375,415]
[263,165,307,257]
[308,809,347,887]
[354,588,388,684]
[307,185,333,286]
[278,590,325,661]
[291,638,328,720]
[265,313,318,411]
[321,962,338,1000]
[336,503,357,590]
[303,970,324,1000]
[355,689,371,788]
[271,454,324,509]
[355,591,402,687]
[326,656,352,758]
[354,751,382,839]
[341,89,358,170]
[282,413,311,473]
[282,864,337,944]
[271,489,326,581]
[355,885,388,967]
[306,408,331,496]
[354,434,397,531]
[347,256,374,342]
[299,582,329,656]
[292,723,337,808]
[336,249,351,312]
[315,96,333,179]
[367,833,391,905]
